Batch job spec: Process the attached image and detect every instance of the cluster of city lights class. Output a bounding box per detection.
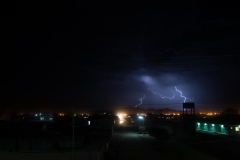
[199,112,220,115]
[137,113,146,116]
[165,113,180,115]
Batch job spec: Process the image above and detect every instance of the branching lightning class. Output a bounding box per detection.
[175,86,194,103]
[135,93,145,108]
[149,87,194,103]
[148,88,175,99]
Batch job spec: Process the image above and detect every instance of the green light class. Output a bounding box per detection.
[221,125,224,127]
[204,123,207,125]
[197,123,200,125]
[212,124,215,126]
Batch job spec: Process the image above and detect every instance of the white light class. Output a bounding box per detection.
[117,114,124,120]
[35,114,38,117]
[88,121,90,125]
[138,116,143,119]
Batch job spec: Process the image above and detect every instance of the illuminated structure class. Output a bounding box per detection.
[196,122,240,135]
[196,114,240,135]
[35,113,54,121]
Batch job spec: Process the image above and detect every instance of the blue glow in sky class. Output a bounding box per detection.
[141,75,156,86]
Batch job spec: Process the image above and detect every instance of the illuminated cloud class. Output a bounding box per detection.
[140,75,157,86]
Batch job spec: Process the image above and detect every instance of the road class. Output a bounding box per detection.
[106,126,218,160]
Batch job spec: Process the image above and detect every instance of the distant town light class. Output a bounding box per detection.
[204,123,207,125]
[88,121,90,125]
[212,124,215,126]
[35,114,38,117]
[197,123,200,125]
[221,125,224,128]
[117,114,124,120]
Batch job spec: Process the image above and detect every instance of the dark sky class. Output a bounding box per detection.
[2,1,240,112]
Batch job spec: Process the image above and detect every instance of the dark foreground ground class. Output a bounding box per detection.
[106,126,219,160]
[186,131,240,160]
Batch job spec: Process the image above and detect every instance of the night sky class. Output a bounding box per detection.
[2,1,240,112]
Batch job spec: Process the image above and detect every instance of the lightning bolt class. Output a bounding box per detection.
[148,88,175,99]
[135,93,145,108]
[175,86,194,102]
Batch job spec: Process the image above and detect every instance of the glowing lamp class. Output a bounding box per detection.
[138,116,144,119]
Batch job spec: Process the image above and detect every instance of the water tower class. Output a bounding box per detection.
[182,102,195,131]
